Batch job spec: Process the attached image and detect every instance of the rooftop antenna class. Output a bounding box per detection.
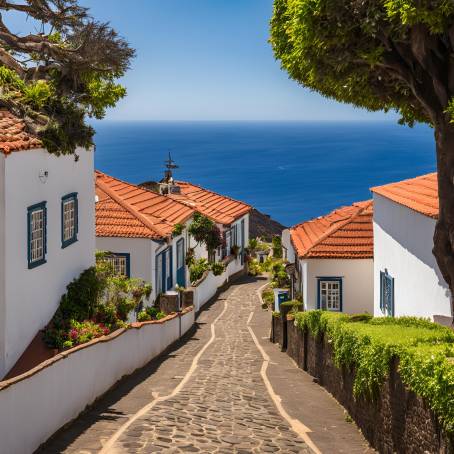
[164,151,178,183]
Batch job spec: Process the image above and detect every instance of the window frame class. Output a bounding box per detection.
[27,201,47,269]
[317,277,343,312]
[106,253,131,278]
[61,192,78,248]
[380,269,395,316]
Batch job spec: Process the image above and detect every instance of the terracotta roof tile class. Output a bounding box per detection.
[95,171,194,239]
[290,200,373,259]
[170,181,251,225]
[0,110,42,155]
[371,172,438,219]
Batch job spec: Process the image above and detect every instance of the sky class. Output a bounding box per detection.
[5,0,398,122]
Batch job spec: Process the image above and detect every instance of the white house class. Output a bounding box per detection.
[0,110,95,378]
[371,173,452,323]
[95,171,195,303]
[282,200,374,314]
[96,168,252,311]
[156,178,251,279]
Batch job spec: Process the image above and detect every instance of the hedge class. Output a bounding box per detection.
[294,310,454,434]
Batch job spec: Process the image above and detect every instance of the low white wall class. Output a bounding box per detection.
[373,194,452,319]
[0,309,195,454]
[192,257,245,311]
[193,271,226,311]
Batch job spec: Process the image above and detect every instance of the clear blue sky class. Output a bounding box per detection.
[8,0,398,121]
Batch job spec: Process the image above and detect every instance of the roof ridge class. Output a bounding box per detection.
[95,174,167,239]
[176,180,252,209]
[297,200,372,258]
[370,172,436,192]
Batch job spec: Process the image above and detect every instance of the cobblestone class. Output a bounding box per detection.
[109,279,310,453]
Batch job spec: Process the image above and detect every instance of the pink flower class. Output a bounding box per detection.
[69,329,78,340]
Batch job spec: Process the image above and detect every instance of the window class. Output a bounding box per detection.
[106,253,130,277]
[318,278,342,311]
[28,202,47,269]
[380,269,394,316]
[61,193,78,248]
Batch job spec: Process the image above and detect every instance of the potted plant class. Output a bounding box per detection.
[231,245,240,257]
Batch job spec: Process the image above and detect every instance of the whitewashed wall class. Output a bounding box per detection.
[300,258,374,314]
[0,309,195,454]
[373,194,452,319]
[0,155,5,380]
[192,258,243,311]
[281,229,296,263]
[193,271,226,311]
[1,148,95,377]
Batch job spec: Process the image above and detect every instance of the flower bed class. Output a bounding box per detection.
[294,311,454,435]
[44,252,152,350]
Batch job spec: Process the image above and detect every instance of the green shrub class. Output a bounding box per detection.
[248,258,261,276]
[145,306,159,319]
[156,311,166,320]
[262,288,274,306]
[294,310,454,434]
[172,223,185,236]
[270,261,290,288]
[189,258,210,283]
[272,236,282,258]
[44,252,152,349]
[211,261,226,276]
[137,311,151,322]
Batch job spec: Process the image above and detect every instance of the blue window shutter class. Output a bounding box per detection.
[167,246,173,289]
[75,195,79,234]
[44,204,47,254]
[27,201,47,269]
[390,276,395,316]
[27,208,31,265]
[380,271,384,311]
[61,193,78,248]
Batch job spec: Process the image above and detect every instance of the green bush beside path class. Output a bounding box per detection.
[294,311,454,434]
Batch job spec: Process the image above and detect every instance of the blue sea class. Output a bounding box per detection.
[93,121,435,227]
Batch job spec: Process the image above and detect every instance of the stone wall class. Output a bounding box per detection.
[272,317,453,454]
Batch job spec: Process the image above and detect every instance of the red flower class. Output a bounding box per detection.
[69,329,78,340]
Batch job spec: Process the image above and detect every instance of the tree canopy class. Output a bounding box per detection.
[271,1,454,311]
[270,0,454,127]
[0,0,135,155]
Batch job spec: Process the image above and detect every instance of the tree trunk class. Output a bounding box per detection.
[433,121,454,319]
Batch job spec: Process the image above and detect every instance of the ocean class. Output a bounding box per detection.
[93,121,435,227]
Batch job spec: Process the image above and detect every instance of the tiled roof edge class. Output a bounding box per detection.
[295,200,373,259]
[176,180,252,217]
[95,174,166,239]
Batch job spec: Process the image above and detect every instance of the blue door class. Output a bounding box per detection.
[176,239,186,287]
[156,247,172,294]
[240,219,245,265]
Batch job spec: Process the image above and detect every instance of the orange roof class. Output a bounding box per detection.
[371,172,438,219]
[0,110,42,155]
[95,171,194,239]
[170,181,251,225]
[290,200,374,259]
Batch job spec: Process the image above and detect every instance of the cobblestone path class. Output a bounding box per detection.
[105,279,311,453]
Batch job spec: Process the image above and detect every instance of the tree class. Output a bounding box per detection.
[0,0,134,155]
[188,213,223,261]
[271,0,454,314]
